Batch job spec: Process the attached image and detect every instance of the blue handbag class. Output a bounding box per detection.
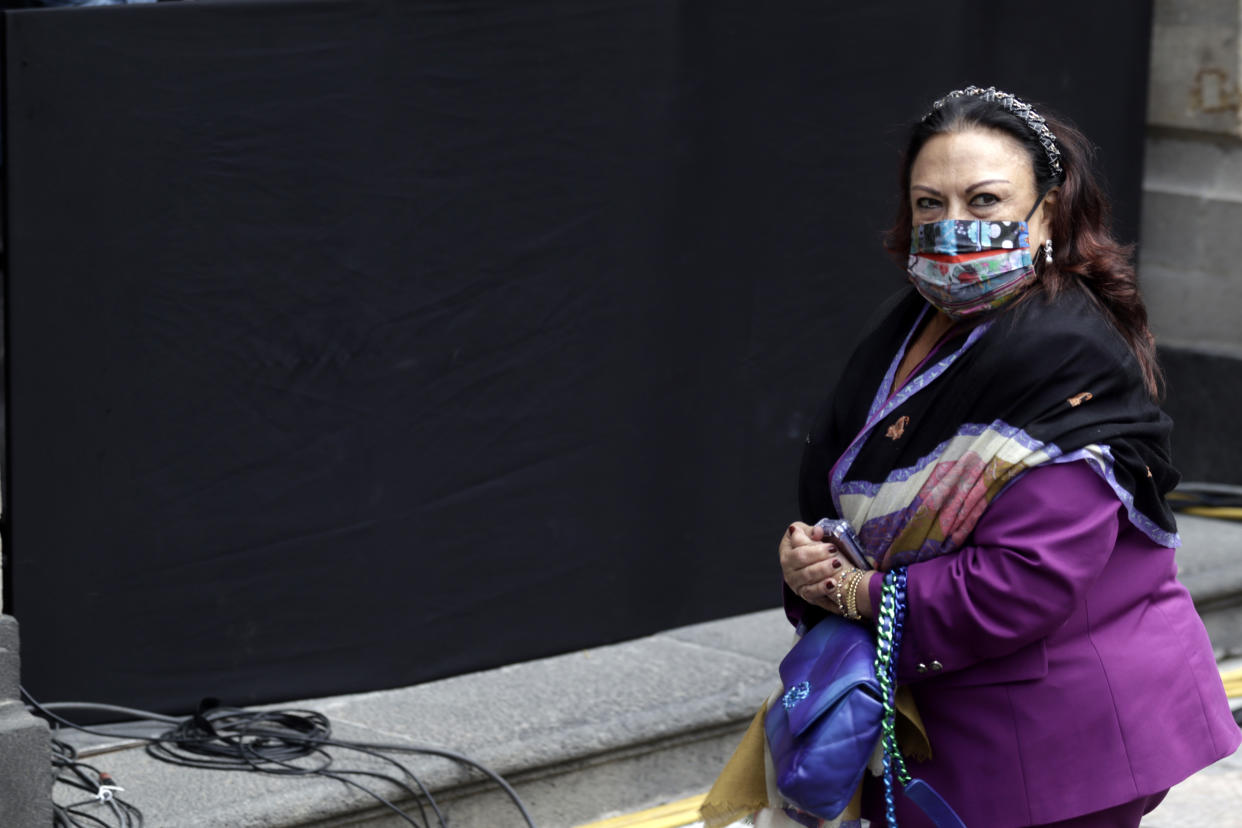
[764,612,882,820]
[765,567,967,827]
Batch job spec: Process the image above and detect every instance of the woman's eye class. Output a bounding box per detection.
[970,193,999,207]
[914,197,940,210]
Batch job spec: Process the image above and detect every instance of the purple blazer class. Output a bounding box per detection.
[788,461,1240,827]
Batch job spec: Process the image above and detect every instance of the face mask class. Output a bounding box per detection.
[906,196,1045,319]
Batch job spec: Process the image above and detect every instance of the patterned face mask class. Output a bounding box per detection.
[906,196,1045,319]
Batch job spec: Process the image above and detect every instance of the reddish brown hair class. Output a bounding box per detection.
[884,94,1161,397]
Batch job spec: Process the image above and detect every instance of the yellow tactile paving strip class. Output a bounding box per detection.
[1223,666,1242,700]
[574,793,708,828]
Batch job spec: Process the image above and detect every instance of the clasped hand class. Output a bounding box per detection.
[778,522,874,620]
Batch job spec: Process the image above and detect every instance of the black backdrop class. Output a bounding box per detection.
[4,0,1153,711]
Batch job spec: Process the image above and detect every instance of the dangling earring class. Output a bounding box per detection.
[1043,239,1053,264]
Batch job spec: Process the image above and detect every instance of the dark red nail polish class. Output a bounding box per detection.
[787,526,796,536]
[831,559,842,569]
[825,579,836,590]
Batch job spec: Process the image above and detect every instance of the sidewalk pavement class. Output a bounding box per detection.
[1141,749,1242,827]
[580,749,1242,828]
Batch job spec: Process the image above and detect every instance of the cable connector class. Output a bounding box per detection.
[96,772,124,803]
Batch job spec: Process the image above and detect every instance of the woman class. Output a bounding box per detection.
[778,87,1239,827]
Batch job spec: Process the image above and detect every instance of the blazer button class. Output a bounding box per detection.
[916,663,928,673]
[930,660,943,672]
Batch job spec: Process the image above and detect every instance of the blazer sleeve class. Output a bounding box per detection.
[891,459,1124,682]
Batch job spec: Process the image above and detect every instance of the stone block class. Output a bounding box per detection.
[1140,190,1242,281]
[0,617,54,828]
[1136,260,1242,353]
[0,614,21,700]
[1144,133,1242,201]
[0,703,52,828]
[1147,0,1241,136]
[1139,172,1242,351]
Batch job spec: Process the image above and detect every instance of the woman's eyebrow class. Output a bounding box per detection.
[911,184,943,197]
[966,178,1010,193]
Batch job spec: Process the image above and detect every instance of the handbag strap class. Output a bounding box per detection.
[875,567,968,828]
[876,566,910,823]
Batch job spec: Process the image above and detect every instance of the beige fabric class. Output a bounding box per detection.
[699,697,773,828]
[699,685,930,827]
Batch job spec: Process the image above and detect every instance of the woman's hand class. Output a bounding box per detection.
[779,522,876,620]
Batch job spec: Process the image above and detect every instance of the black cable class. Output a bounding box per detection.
[325,736,537,827]
[40,702,182,724]
[55,807,108,828]
[104,799,126,828]
[145,707,332,768]
[24,689,163,742]
[24,689,536,828]
[143,706,439,828]
[48,735,144,828]
[324,739,443,827]
[265,762,426,827]
[146,706,532,826]
[218,723,442,827]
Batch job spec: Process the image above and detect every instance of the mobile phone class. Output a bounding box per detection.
[814,518,871,570]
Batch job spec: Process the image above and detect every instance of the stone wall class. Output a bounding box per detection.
[1143,0,1242,483]
[1143,0,1242,353]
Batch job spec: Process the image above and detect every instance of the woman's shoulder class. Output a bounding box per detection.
[857,286,924,344]
[986,285,1136,374]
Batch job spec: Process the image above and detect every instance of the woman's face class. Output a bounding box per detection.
[908,126,1055,250]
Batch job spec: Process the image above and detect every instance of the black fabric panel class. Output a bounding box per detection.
[3,0,1153,711]
[1160,346,1242,486]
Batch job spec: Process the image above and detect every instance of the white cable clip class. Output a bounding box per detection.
[96,784,124,803]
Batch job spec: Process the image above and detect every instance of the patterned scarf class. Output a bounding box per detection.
[798,286,1178,575]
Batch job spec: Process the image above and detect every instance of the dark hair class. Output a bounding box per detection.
[884,93,1162,397]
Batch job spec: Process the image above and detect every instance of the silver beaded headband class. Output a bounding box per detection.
[928,85,1063,179]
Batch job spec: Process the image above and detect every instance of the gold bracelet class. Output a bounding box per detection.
[833,570,851,615]
[843,569,867,621]
[835,568,858,618]
[846,571,865,620]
